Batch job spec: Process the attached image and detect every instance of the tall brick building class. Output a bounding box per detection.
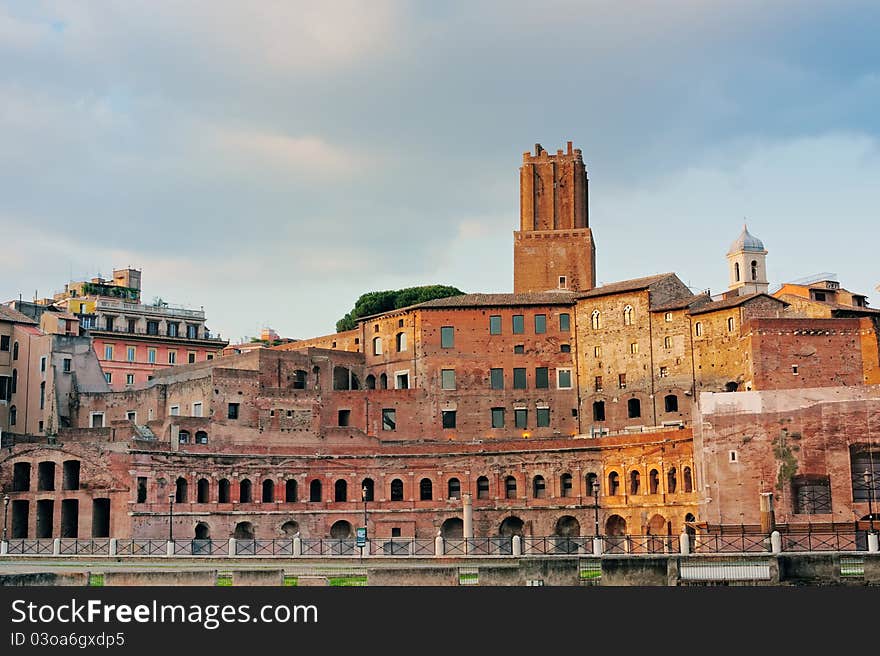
[1,141,878,545]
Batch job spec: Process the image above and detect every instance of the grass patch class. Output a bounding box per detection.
[283,575,298,587]
[88,573,104,587]
[328,575,367,586]
[216,573,233,586]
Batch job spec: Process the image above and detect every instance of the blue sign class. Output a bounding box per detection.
[356,527,367,547]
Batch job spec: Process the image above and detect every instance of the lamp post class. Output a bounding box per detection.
[168,493,175,543]
[592,481,600,536]
[2,494,9,544]
[865,469,876,535]
[362,485,368,532]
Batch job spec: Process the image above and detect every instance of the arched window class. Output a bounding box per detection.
[285,479,297,502]
[623,305,634,326]
[239,478,252,503]
[447,478,461,499]
[591,310,601,330]
[365,374,376,389]
[195,431,208,444]
[178,430,190,444]
[630,470,640,495]
[751,260,758,281]
[396,332,407,352]
[667,468,677,494]
[335,479,347,502]
[683,467,693,493]
[727,317,735,332]
[262,479,274,502]
[12,341,18,360]
[694,322,702,337]
[627,398,641,419]
[664,394,678,412]
[586,472,598,495]
[380,373,388,389]
[175,477,188,503]
[649,469,659,495]
[532,475,546,498]
[734,262,740,282]
[608,471,620,496]
[419,478,433,501]
[197,478,210,503]
[218,478,230,503]
[361,478,375,502]
[373,336,382,355]
[560,473,573,497]
[11,368,16,394]
[9,405,16,426]
[390,479,404,501]
[477,476,490,500]
[505,476,517,499]
[309,479,322,502]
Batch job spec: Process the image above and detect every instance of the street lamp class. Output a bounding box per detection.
[168,493,175,543]
[864,469,876,535]
[362,486,368,532]
[592,481,600,537]
[2,494,9,544]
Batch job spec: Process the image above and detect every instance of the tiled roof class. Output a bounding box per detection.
[0,304,37,324]
[652,293,711,313]
[575,273,676,299]
[687,293,787,316]
[380,291,578,313]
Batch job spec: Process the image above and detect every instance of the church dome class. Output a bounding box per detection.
[728,225,765,254]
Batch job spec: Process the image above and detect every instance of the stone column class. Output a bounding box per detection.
[759,492,775,534]
[462,493,473,540]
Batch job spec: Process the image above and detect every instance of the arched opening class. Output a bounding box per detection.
[623,305,633,326]
[725,381,739,392]
[477,476,490,500]
[390,478,404,501]
[285,479,297,502]
[380,373,388,389]
[365,374,376,389]
[734,261,740,282]
[649,469,660,495]
[9,405,16,426]
[262,479,275,503]
[37,461,55,491]
[175,477,188,503]
[309,479,322,502]
[630,470,640,495]
[532,475,546,499]
[441,517,463,539]
[447,478,461,499]
[396,332,407,352]
[667,468,677,494]
[560,473,573,497]
[361,478,375,502]
[233,522,254,540]
[197,478,210,503]
[605,514,626,536]
[178,430,190,444]
[608,471,620,496]
[751,260,758,281]
[683,467,693,493]
[194,522,210,539]
[627,398,641,419]
[555,515,580,537]
[195,431,208,445]
[419,478,433,501]
[685,512,697,542]
[647,514,668,552]
[664,394,678,412]
[499,516,525,537]
[335,479,348,502]
[591,310,601,330]
[281,520,299,536]
[218,478,230,503]
[372,336,382,356]
[330,520,353,539]
[292,370,307,389]
[239,478,252,503]
[504,476,517,499]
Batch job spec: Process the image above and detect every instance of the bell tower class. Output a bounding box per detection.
[727,224,768,296]
[513,142,596,293]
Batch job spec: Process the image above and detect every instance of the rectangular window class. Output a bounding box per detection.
[147,321,159,336]
[188,352,196,364]
[558,276,567,289]
[513,344,524,354]
[126,346,136,362]
[382,408,396,431]
[207,354,214,361]
[192,402,203,417]
[557,369,573,389]
[441,369,456,390]
[148,349,156,364]
[168,351,177,364]
[104,372,112,384]
[105,316,115,331]
[442,410,456,429]
[187,324,198,339]
[515,408,528,429]
[594,346,601,358]
[630,342,639,355]
[535,367,549,389]
[534,314,547,334]
[490,368,504,390]
[395,372,409,389]
[440,326,454,348]
[127,411,137,422]
[536,407,550,427]
[0,335,9,351]
[104,345,113,360]
[227,403,239,419]
[595,376,603,392]
[664,336,672,349]
[489,315,502,335]
[512,315,524,334]
[491,407,505,428]
[559,313,571,332]
[170,405,179,416]
[513,368,527,389]
[127,319,136,333]
[792,364,799,375]
[659,366,669,378]
[665,312,673,322]
[618,373,626,389]
[560,343,571,353]
[90,412,104,428]
[338,409,351,427]
[126,373,134,385]
[167,322,179,337]
[63,358,71,373]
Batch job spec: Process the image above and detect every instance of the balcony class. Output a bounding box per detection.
[95,299,205,321]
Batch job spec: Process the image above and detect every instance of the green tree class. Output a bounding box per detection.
[335,285,464,332]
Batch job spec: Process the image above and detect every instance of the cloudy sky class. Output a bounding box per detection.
[2,1,879,343]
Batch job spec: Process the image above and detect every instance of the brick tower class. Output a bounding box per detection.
[514,142,596,293]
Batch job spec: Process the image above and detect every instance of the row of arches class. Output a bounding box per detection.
[589,305,636,330]
[605,467,693,496]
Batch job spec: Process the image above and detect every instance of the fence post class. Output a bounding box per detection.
[868,533,879,553]
[53,538,61,556]
[770,530,782,554]
[434,535,444,557]
[166,540,174,557]
[593,536,603,556]
[362,540,371,558]
[291,536,301,557]
[228,538,237,557]
[679,532,690,555]
[0,540,7,556]
[512,535,522,557]
[109,539,118,557]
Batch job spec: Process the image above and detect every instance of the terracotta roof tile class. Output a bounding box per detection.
[687,293,787,316]
[0,304,37,324]
[575,273,676,300]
